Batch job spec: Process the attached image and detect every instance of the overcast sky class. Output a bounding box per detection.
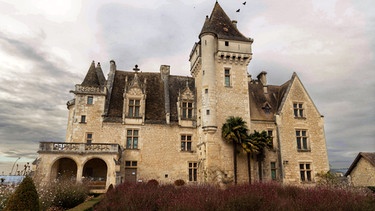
[0,0,374,175]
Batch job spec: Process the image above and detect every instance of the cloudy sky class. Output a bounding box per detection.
[0,0,374,174]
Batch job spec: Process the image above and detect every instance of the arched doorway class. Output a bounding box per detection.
[83,158,107,190]
[50,158,77,181]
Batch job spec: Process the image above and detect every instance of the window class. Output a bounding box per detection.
[296,130,309,151]
[128,99,140,117]
[126,129,139,149]
[293,103,304,118]
[80,115,86,123]
[181,135,192,151]
[125,161,137,167]
[87,96,93,105]
[299,163,312,182]
[206,110,210,115]
[224,69,231,86]
[271,162,277,180]
[86,133,93,144]
[205,89,208,94]
[188,162,198,182]
[268,130,273,148]
[182,101,193,119]
[225,41,229,46]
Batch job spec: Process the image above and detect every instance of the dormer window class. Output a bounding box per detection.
[182,101,193,119]
[128,99,141,117]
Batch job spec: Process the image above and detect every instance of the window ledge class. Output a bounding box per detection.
[224,86,232,88]
[79,122,87,124]
[180,150,195,153]
[297,149,311,152]
[294,117,306,120]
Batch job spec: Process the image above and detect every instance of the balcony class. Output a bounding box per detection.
[38,142,121,154]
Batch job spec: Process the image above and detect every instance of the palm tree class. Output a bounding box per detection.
[222,116,248,184]
[241,137,260,184]
[248,130,273,181]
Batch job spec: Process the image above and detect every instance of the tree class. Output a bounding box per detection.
[5,176,39,211]
[248,130,272,181]
[222,116,248,184]
[241,136,260,184]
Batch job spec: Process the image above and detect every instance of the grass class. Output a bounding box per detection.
[67,195,103,211]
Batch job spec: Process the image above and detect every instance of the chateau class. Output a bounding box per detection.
[35,2,329,192]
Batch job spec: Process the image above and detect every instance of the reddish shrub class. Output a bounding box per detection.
[146,179,159,187]
[174,179,185,186]
[94,182,375,210]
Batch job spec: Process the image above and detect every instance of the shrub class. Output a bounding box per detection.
[4,176,39,211]
[147,179,159,187]
[38,179,89,210]
[0,185,16,210]
[174,179,185,186]
[94,182,375,210]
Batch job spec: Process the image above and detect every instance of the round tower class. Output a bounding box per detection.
[200,32,217,131]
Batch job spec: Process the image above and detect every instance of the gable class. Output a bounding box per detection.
[345,152,375,176]
[278,73,322,117]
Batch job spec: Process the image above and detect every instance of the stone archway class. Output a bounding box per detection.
[50,157,77,181]
[83,158,107,190]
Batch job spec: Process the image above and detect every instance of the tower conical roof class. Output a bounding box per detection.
[200,2,250,42]
[81,61,105,87]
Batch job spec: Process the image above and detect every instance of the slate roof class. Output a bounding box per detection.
[345,152,375,176]
[104,70,195,124]
[200,2,251,42]
[81,61,106,87]
[249,81,291,121]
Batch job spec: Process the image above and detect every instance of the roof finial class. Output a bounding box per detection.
[133,64,140,73]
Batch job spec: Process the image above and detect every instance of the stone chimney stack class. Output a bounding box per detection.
[160,65,171,124]
[257,71,268,94]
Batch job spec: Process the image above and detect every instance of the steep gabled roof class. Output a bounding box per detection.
[249,81,291,121]
[104,70,195,124]
[200,2,250,42]
[345,152,375,176]
[81,61,106,87]
[277,72,322,116]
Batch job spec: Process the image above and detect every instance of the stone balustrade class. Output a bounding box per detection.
[38,142,120,154]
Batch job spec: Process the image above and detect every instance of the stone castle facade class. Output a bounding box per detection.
[35,2,329,192]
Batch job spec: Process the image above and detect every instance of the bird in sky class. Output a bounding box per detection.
[236,9,240,12]
[243,1,247,5]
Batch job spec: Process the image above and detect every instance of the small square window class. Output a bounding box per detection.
[225,41,229,46]
[87,96,93,105]
[206,110,210,115]
[86,133,93,144]
[205,89,208,94]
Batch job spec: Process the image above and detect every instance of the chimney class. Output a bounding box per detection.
[104,60,116,115]
[160,65,171,124]
[257,71,268,93]
[232,20,238,28]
